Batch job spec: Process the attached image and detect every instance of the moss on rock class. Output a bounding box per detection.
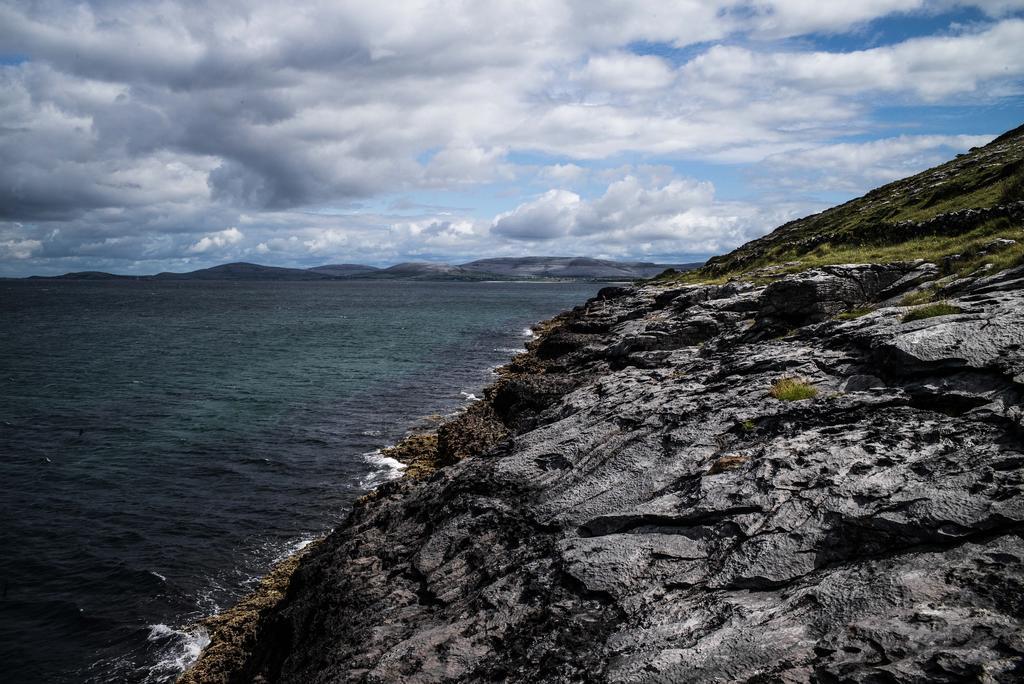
[178,539,321,684]
[379,432,441,480]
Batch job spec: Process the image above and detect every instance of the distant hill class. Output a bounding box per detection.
[370,264,481,282]
[29,271,139,280]
[460,257,699,279]
[25,257,703,281]
[307,264,381,277]
[155,262,331,281]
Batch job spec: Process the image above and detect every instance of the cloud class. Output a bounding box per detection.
[683,19,1024,101]
[746,1,1024,35]
[423,145,512,186]
[575,52,675,92]
[0,1,1022,274]
[575,176,716,237]
[493,190,582,240]
[188,227,244,253]
[541,163,586,183]
[493,175,779,257]
[0,238,42,259]
[758,133,996,190]
[745,0,925,36]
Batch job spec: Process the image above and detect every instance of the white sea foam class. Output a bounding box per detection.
[522,327,535,337]
[271,535,321,565]
[149,570,167,582]
[291,537,314,553]
[193,581,225,616]
[358,449,407,488]
[364,449,407,472]
[144,623,210,681]
[146,623,177,641]
[460,391,480,402]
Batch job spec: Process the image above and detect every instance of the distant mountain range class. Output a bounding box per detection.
[28,257,701,282]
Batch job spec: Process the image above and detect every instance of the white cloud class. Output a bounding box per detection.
[746,0,927,36]
[575,176,716,237]
[492,190,582,240]
[759,133,996,190]
[539,163,588,185]
[188,227,244,253]
[747,1,1024,35]
[0,238,42,259]
[683,19,1024,101]
[493,175,779,256]
[1,1,1022,274]
[576,52,675,92]
[424,145,512,186]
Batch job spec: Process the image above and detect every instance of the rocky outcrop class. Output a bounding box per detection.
[184,262,1024,683]
[758,263,925,326]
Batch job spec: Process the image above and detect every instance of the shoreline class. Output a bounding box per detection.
[176,309,575,681]
[174,263,1024,682]
[176,537,323,684]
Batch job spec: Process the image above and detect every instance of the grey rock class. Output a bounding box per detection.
[759,263,920,326]
[200,262,1024,684]
[842,374,886,391]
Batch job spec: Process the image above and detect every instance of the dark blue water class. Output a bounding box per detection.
[0,279,599,683]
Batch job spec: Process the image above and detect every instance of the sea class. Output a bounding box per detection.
[0,279,601,683]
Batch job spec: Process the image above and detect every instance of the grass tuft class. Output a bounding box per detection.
[836,306,876,320]
[902,301,964,323]
[770,377,818,401]
[900,288,937,306]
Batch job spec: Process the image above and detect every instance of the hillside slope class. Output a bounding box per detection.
[33,257,697,281]
[154,262,331,280]
[698,124,1024,279]
[306,264,381,277]
[461,257,696,279]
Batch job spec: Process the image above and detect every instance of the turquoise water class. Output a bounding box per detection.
[0,279,599,683]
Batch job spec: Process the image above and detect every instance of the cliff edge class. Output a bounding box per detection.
[181,127,1024,683]
[184,259,1024,682]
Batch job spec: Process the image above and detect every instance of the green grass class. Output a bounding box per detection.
[902,302,964,323]
[836,306,876,320]
[771,219,1022,276]
[892,177,1007,223]
[649,269,730,285]
[657,221,1024,287]
[770,377,818,401]
[900,287,937,306]
[999,166,1024,204]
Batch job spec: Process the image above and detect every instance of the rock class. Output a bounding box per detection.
[875,260,940,301]
[596,286,632,300]
[981,237,1018,254]
[842,373,886,391]
[759,263,919,326]
[186,262,1024,684]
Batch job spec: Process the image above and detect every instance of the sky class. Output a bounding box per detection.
[1,1,1023,276]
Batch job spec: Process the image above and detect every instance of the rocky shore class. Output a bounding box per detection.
[183,259,1024,683]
